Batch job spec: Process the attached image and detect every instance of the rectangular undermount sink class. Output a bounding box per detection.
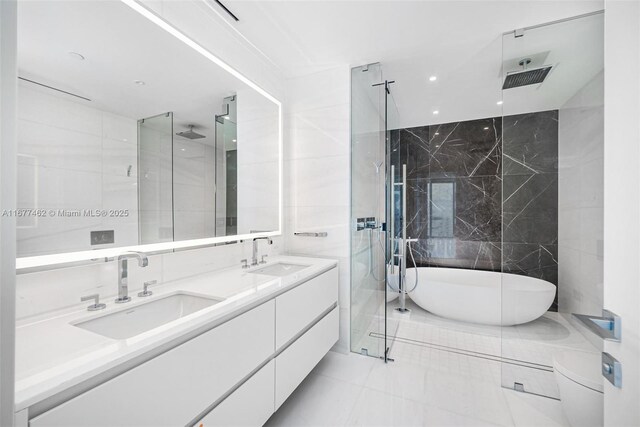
[249,262,310,277]
[73,292,222,340]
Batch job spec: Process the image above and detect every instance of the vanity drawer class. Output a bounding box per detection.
[195,360,275,427]
[275,267,338,348]
[30,301,275,427]
[275,306,339,409]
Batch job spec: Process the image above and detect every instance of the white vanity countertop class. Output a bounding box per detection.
[14,255,338,411]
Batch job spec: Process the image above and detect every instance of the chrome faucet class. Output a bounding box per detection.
[252,237,272,266]
[115,251,148,303]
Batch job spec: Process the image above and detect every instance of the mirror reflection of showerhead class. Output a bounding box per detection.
[176,125,205,140]
[502,58,552,89]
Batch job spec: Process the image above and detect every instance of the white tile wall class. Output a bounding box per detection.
[283,65,351,353]
[558,71,604,316]
[236,88,280,234]
[16,237,282,320]
[17,82,139,257]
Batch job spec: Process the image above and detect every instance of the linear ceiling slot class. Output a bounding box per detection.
[18,77,91,101]
[212,0,239,22]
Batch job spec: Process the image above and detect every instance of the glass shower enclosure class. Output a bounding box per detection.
[350,16,604,415]
[350,63,400,360]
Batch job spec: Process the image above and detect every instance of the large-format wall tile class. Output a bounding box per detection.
[455,177,502,242]
[409,238,501,271]
[428,117,502,179]
[395,126,430,180]
[405,175,501,245]
[503,173,558,245]
[405,179,431,240]
[503,243,559,308]
[503,110,559,175]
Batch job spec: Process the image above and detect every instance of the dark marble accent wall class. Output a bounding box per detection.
[392,110,558,306]
[392,117,503,271]
[502,110,559,308]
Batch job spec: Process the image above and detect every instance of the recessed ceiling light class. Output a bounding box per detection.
[432,110,439,115]
[483,127,489,130]
[180,148,186,152]
[497,100,503,105]
[134,80,146,86]
[434,132,440,136]
[68,52,85,61]
[232,139,237,142]
[429,75,437,82]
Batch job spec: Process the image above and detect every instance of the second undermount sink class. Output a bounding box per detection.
[73,292,222,340]
[249,262,310,277]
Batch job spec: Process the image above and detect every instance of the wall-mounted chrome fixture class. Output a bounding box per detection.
[356,217,377,231]
[573,309,621,342]
[294,232,328,237]
[602,352,622,388]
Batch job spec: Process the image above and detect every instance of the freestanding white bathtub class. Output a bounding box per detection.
[406,267,556,326]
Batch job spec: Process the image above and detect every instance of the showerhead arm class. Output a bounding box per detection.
[519,58,532,70]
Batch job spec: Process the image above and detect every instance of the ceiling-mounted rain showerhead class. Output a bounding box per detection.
[176,125,205,140]
[503,58,552,90]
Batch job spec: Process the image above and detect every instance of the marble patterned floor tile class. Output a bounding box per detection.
[264,371,364,427]
[346,387,508,427]
[502,389,570,427]
[313,350,377,386]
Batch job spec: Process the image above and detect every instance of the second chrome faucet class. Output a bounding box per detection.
[251,237,272,266]
[116,251,148,303]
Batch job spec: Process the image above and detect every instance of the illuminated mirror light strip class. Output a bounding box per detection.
[16,231,281,270]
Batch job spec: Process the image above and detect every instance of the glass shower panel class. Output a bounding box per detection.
[350,63,387,358]
[385,84,401,356]
[138,112,174,244]
[500,12,604,401]
[215,96,238,237]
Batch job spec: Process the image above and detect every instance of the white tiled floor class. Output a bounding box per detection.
[265,350,571,427]
[267,298,601,426]
[386,300,600,399]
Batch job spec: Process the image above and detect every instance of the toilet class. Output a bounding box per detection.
[554,350,604,427]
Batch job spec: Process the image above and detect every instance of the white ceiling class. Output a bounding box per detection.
[17,0,247,148]
[222,0,604,128]
[18,0,605,134]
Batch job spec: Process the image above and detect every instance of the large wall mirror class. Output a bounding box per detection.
[15,0,281,268]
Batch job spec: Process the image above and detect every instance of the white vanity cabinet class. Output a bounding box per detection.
[27,266,339,427]
[30,301,276,427]
[275,267,338,348]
